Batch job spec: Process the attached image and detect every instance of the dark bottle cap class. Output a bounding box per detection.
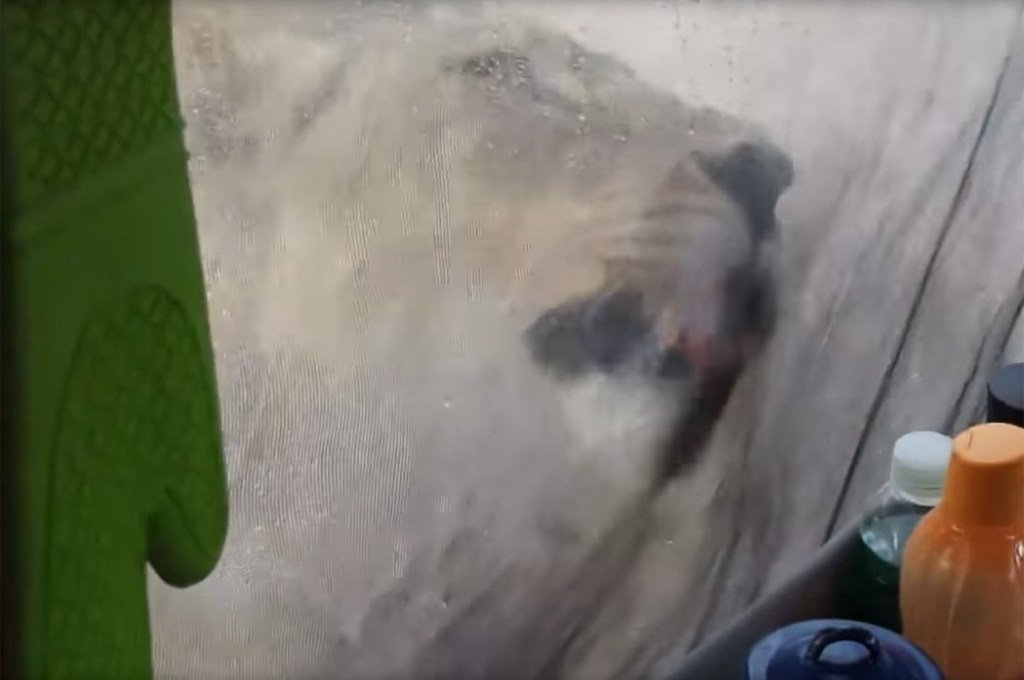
[747,620,943,680]
[987,363,1024,427]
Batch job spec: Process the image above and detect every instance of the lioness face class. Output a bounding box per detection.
[157,10,793,676]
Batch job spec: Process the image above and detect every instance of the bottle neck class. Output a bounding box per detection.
[882,483,939,510]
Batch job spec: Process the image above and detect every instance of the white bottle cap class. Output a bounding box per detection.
[889,431,954,506]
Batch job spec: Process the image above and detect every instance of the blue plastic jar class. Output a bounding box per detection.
[747,619,943,680]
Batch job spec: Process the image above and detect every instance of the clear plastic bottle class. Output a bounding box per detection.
[842,431,953,631]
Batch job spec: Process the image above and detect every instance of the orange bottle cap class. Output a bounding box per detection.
[943,423,1024,526]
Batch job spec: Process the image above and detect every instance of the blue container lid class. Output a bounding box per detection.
[747,619,943,680]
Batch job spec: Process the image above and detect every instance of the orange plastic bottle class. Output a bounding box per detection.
[900,422,1024,680]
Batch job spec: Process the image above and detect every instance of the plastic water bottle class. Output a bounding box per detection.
[843,431,953,632]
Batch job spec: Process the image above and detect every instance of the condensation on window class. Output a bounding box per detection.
[155,1,1024,678]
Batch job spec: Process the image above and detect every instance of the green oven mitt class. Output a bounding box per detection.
[2,0,229,677]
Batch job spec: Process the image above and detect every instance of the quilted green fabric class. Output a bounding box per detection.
[1,0,229,677]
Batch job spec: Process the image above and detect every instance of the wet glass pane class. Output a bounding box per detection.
[156,1,1024,677]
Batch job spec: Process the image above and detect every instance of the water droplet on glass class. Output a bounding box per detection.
[443,396,453,408]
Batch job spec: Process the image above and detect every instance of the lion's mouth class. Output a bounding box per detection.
[652,281,728,376]
[663,327,759,380]
[667,330,716,373]
[526,283,746,382]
